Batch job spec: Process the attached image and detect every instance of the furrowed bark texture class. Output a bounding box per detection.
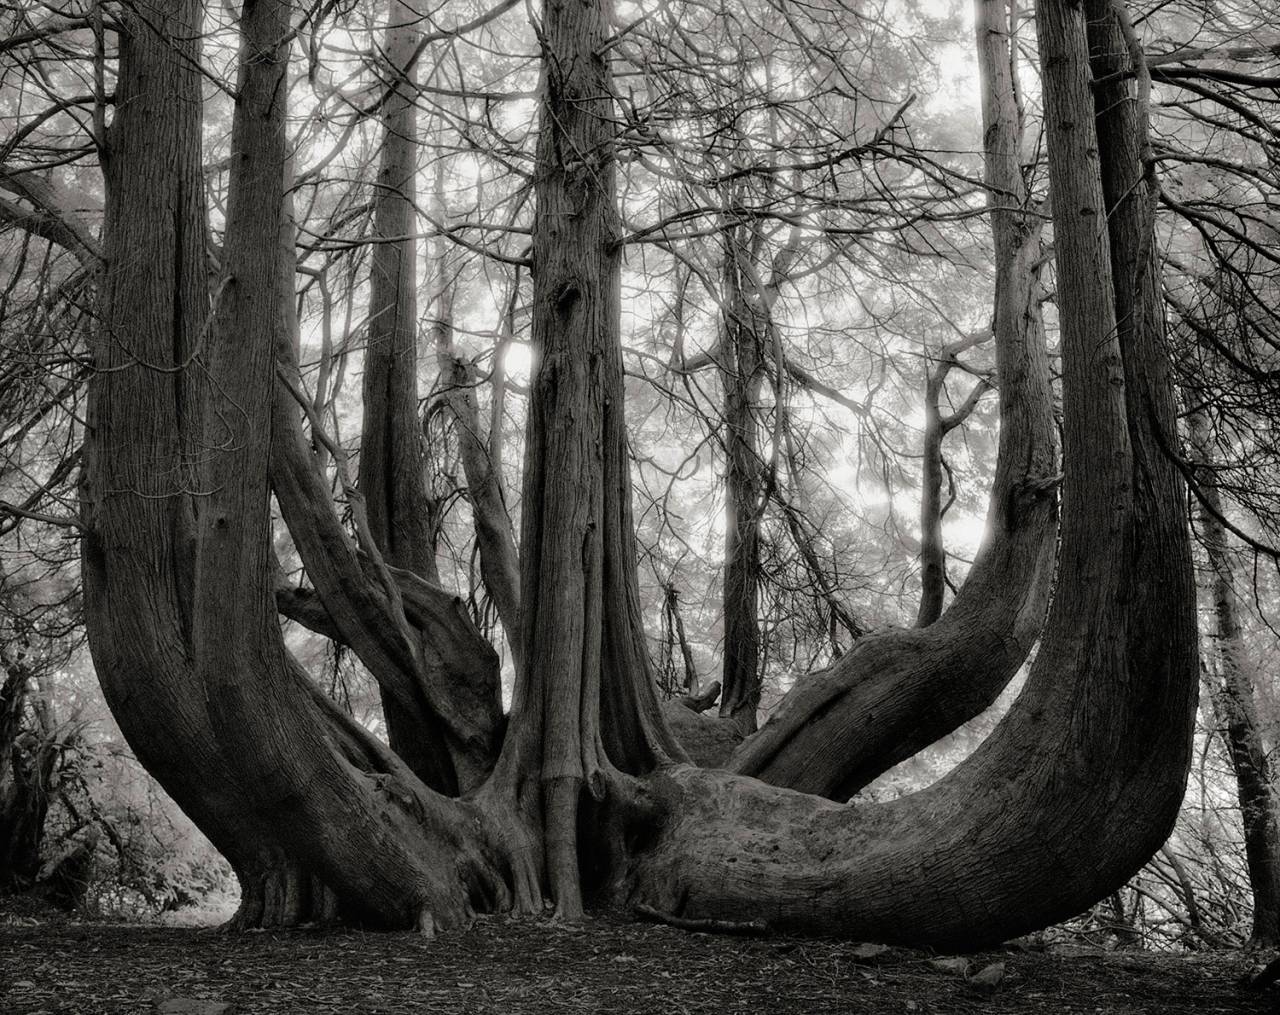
[358,0,463,787]
[87,0,509,932]
[728,0,1057,799]
[629,0,1197,948]
[80,0,282,900]
[489,0,685,919]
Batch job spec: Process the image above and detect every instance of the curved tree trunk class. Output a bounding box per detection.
[82,0,1199,951]
[728,0,1057,799]
[272,152,500,790]
[80,0,289,906]
[432,277,522,664]
[628,0,1197,946]
[84,0,510,933]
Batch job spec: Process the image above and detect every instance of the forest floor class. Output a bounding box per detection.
[0,901,1275,1014]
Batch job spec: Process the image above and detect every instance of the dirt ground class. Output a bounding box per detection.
[0,907,1275,1014]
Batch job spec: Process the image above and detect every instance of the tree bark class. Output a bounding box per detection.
[80,0,289,908]
[272,237,501,795]
[482,0,686,920]
[916,337,991,628]
[432,283,522,665]
[82,0,511,932]
[629,0,1197,946]
[80,0,1202,950]
[358,0,457,786]
[727,0,1057,798]
[0,664,47,887]
[716,213,765,733]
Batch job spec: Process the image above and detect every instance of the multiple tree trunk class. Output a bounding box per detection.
[75,0,1209,945]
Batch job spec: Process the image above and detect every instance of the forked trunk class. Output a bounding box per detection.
[81,0,285,904]
[916,336,990,628]
[86,0,510,932]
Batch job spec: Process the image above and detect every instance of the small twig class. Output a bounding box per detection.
[633,903,769,936]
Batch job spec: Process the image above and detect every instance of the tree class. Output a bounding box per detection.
[722,0,1057,798]
[59,0,1201,946]
[1191,407,1280,945]
[915,330,991,628]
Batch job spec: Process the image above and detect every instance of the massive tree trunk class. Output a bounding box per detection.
[629,0,1197,946]
[81,0,287,915]
[479,0,687,920]
[86,0,509,933]
[727,0,1057,798]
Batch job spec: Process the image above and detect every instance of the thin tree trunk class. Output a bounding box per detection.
[0,664,43,886]
[717,212,765,733]
[431,247,522,664]
[1189,411,1280,945]
[358,0,455,785]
